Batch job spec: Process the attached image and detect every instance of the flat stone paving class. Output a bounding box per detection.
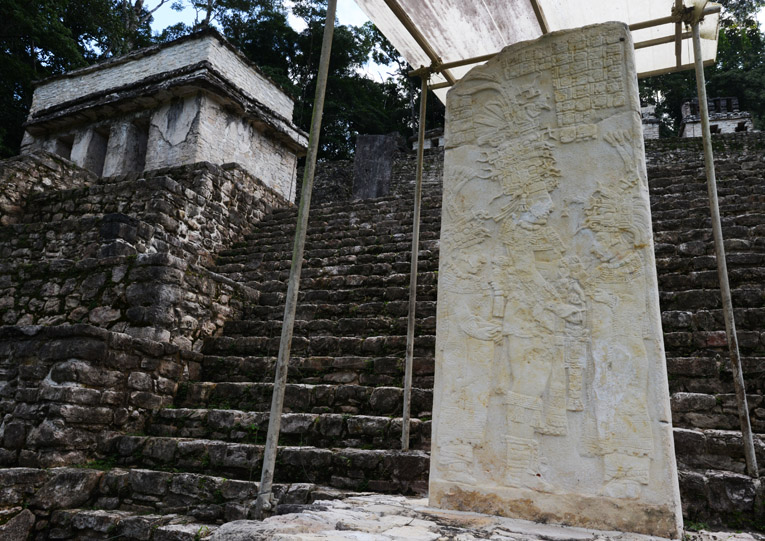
[210,494,763,540]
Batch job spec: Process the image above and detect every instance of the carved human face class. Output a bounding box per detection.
[521,191,554,226]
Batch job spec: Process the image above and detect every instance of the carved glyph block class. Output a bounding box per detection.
[430,22,683,538]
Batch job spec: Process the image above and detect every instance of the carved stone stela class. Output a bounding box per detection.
[430,23,683,538]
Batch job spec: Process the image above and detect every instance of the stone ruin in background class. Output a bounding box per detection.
[680,96,755,138]
[431,22,683,538]
[20,29,307,202]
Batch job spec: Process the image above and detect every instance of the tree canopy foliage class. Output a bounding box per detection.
[0,0,431,159]
[640,0,765,135]
[2,1,762,158]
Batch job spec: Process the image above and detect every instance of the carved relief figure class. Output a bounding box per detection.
[581,186,654,499]
[435,168,496,485]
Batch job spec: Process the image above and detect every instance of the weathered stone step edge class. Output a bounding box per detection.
[202,333,437,358]
[251,201,444,220]
[178,382,433,417]
[244,299,438,315]
[216,240,441,264]
[250,288,438,308]
[217,238,441,263]
[198,355,435,386]
[147,409,431,450]
[221,316,437,337]
[50,509,218,541]
[248,274,439,292]
[214,248,441,270]
[0,466,350,535]
[110,436,430,494]
[659,287,765,311]
[229,227,442,251]
[674,428,765,478]
[662,307,765,332]
[244,213,442,237]
[671,391,765,432]
[219,260,440,282]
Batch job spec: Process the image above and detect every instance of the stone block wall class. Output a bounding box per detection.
[0,253,257,350]
[0,151,95,226]
[298,147,444,206]
[28,31,293,120]
[194,95,299,202]
[0,325,198,468]
[0,158,286,349]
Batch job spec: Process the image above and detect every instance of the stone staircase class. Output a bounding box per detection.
[100,190,441,498]
[647,151,765,523]
[1,139,764,537]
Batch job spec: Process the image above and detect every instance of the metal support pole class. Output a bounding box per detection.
[402,74,429,451]
[254,0,338,518]
[692,20,759,478]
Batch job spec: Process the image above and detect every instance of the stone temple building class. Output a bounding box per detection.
[20,29,307,202]
[680,96,755,138]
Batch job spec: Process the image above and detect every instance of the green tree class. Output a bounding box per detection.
[219,0,416,158]
[0,0,117,156]
[640,0,765,135]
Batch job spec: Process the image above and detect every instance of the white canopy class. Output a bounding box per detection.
[355,0,721,102]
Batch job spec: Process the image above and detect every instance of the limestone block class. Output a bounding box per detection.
[102,120,149,177]
[430,22,682,538]
[70,128,109,175]
[145,95,204,172]
[352,134,400,199]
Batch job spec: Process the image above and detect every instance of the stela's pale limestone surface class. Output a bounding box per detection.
[430,22,683,539]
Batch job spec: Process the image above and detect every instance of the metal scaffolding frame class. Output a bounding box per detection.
[255,0,758,516]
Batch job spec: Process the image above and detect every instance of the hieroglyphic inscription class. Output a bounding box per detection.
[431,23,682,538]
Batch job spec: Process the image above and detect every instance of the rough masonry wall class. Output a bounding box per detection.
[0,152,96,226]
[204,37,294,119]
[196,96,299,202]
[0,160,287,349]
[298,148,444,206]
[0,325,196,468]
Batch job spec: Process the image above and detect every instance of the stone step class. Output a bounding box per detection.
[220,258,440,283]
[251,284,438,308]
[661,308,765,332]
[242,214,442,241]
[666,356,765,395]
[198,355,435,388]
[671,392,765,432]
[0,466,345,530]
[49,509,218,541]
[221,316,437,339]
[110,436,430,494]
[242,300,438,322]
[659,286,765,311]
[147,409,431,451]
[202,333,437,358]
[658,268,765,292]
[177,382,433,417]
[215,240,441,269]
[220,230,442,261]
[674,428,765,478]
[216,241,441,269]
[260,195,441,222]
[651,217,765,237]
[663,329,764,356]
